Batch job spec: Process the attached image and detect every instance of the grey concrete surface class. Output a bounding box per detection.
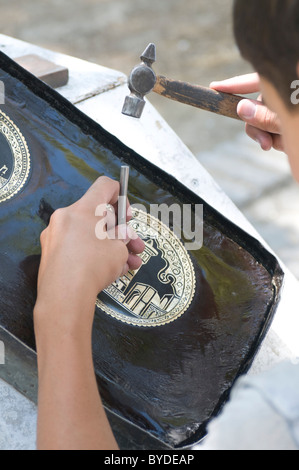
[0,378,36,450]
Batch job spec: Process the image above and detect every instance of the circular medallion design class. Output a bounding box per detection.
[0,110,31,204]
[97,209,196,327]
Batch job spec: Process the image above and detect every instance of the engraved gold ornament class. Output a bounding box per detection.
[97,209,196,327]
[0,110,31,204]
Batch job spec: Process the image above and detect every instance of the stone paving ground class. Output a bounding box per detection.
[1,0,299,278]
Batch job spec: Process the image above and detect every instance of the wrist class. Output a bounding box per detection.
[34,279,97,341]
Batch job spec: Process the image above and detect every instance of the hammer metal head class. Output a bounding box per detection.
[122,43,157,119]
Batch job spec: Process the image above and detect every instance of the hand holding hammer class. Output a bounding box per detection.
[122,43,243,120]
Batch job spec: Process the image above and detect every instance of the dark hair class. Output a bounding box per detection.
[234,0,299,108]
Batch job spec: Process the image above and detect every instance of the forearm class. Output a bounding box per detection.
[34,297,118,450]
[32,176,144,450]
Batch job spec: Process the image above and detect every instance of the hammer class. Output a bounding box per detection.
[122,43,243,120]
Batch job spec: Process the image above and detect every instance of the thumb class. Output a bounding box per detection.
[237,99,281,135]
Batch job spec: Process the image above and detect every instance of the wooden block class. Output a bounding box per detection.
[14,54,69,88]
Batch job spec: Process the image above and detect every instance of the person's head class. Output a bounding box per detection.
[234,0,299,179]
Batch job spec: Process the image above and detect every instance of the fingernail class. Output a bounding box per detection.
[118,224,127,241]
[255,136,271,151]
[127,205,133,219]
[118,224,138,244]
[238,100,256,120]
[254,136,263,147]
[126,225,138,241]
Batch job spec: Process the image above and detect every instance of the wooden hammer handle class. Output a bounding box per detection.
[153,75,244,120]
